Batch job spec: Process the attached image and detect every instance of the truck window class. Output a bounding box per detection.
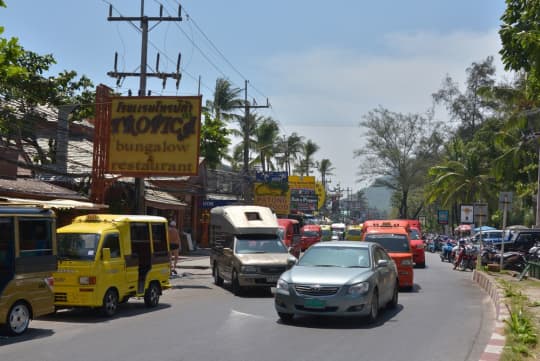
[0,217,14,271]
[19,218,53,257]
[151,223,168,255]
[102,233,121,258]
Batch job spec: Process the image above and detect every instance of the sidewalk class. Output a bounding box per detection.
[175,248,211,270]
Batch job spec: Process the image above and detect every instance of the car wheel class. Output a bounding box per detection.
[278,312,294,324]
[366,289,379,323]
[3,301,31,336]
[213,264,224,286]
[231,270,242,296]
[387,281,399,309]
[101,289,119,317]
[144,282,160,308]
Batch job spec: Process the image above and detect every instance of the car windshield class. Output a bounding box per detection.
[347,229,362,236]
[235,235,288,254]
[322,229,331,236]
[365,234,410,252]
[276,228,285,240]
[410,229,420,240]
[57,233,100,260]
[302,231,319,237]
[298,246,370,268]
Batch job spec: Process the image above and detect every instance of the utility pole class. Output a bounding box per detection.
[107,1,182,214]
[231,80,269,201]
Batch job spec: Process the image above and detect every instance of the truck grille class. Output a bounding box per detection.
[295,284,339,296]
[55,293,67,302]
[259,266,286,274]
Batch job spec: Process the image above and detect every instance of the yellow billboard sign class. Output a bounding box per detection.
[253,183,290,215]
[288,175,315,189]
[107,96,202,176]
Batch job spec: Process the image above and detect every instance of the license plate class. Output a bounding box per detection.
[266,276,279,283]
[304,298,326,309]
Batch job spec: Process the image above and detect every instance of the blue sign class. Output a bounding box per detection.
[255,171,288,184]
[438,210,449,225]
[201,199,237,209]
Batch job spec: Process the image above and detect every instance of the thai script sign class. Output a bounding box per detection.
[253,183,290,215]
[107,96,202,176]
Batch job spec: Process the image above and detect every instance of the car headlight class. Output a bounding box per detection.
[348,282,369,296]
[241,265,258,273]
[276,278,289,291]
[401,259,413,266]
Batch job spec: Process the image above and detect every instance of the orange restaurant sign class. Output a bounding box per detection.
[106,96,202,176]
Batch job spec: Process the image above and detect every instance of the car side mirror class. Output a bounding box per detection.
[102,247,111,261]
[377,259,389,268]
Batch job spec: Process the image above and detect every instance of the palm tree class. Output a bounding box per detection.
[301,139,320,176]
[316,159,334,188]
[427,139,497,208]
[252,117,280,172]
[275,133,304,174]
[205,78,243,121]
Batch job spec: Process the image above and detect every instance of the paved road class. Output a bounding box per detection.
[0,252,494,361]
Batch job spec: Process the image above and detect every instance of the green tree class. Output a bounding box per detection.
[0,47,94,171]
[355,106,444,218]
[499,0,540,100]
[275,132,304,175]
[432,56,497,140]
[316,158,334,188]
[205,78,243,121]
[200,110,231,170]
[252,116,280,172]
[297,139,319,176]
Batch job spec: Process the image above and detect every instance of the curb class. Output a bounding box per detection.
[473,270,509,361]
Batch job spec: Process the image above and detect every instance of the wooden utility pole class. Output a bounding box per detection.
[107,1,182,214]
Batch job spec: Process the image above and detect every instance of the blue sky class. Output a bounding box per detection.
[1,0,509,192]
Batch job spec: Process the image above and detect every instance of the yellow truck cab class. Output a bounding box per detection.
[54,214,171,316]
[0,206,57,336]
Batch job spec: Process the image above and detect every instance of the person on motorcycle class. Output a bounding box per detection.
[441,239,453,261]
[453,239,467,270]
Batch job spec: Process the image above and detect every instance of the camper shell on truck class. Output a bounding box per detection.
[0,206,57,336]
[53,214,171,316]
[210,205,297,295]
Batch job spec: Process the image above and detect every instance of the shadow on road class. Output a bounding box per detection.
[277,304,404,330]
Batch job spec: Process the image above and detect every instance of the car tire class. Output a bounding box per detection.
[366,289,379,323]
[3,301,31,336]
[101,288,119,317]
[416,262,425,268]
[231,270,242,296]
[387,281,399,309]
[213,264,224,286]
[278,312,294,324]
[144,282,160,308]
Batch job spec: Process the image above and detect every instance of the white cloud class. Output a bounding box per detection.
[256,29,508,191]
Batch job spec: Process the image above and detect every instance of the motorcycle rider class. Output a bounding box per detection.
[453,239,467,270]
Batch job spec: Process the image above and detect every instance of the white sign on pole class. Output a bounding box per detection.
[499,192,513,211]
[460,204,474,224]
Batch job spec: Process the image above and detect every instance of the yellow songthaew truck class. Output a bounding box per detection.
[53,214,171,316]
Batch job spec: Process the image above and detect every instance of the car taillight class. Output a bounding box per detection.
[44,277,54,291]
[79,276,97,285]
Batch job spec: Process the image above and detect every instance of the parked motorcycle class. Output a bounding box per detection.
[480,247,527,272]
[440,243,454,262]
[527,245,540,262]
[456,246,477,271]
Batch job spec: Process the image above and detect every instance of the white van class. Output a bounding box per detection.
[209,205,297,295]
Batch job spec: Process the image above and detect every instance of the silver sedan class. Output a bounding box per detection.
[274,241,399,323]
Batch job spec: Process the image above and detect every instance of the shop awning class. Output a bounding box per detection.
[455,224,472,232]
[0,196,108,210]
